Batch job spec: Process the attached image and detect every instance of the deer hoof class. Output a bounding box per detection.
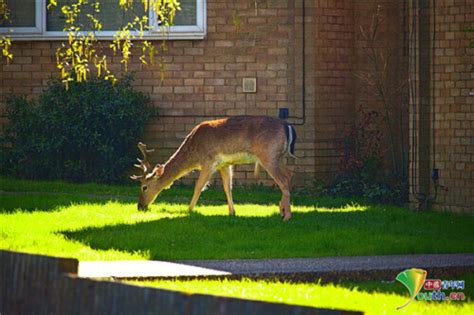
[138,204,149,212]
[282,213,292,221]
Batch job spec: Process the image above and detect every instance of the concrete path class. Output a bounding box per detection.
[78,253,474,279]
[78,260,231,278]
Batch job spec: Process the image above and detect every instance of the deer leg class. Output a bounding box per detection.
[189,166,214,212]
[219,165,235,216]
[259,159,293,221]
[281,165,293,219]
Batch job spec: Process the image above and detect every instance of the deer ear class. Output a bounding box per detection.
[152,164,164,178]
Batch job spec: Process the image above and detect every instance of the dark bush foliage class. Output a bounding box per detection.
[325,108,407,204]
[1,76,151,183]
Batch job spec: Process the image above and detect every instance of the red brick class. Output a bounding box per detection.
[184,79,204,86]
[174,87,194,94]
[204,78,225,85]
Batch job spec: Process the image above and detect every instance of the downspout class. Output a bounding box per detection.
[287,0,306,125]
[410,0,439,210]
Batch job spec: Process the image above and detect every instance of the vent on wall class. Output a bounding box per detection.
[242,78,257,93]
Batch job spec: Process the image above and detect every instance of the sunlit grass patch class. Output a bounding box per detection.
[1,176,473,261]
[314,202,368,213]
[130,277,474,315]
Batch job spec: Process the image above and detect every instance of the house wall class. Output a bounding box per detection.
[411,0,473,213]
[1,1,471,212]
[0,0,314,187]
[311,0,355,181]
[0,0,405,188]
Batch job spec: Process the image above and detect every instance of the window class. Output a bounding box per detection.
[0,0,42,33]
[0,0,206,39]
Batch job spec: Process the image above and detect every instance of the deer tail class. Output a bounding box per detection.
[284,123,297,159]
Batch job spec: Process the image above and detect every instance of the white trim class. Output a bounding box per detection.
[152,0,206,40]
[0,0,42,34]
[0,0,206,40]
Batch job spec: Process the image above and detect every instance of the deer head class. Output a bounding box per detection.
[130,142,164,211]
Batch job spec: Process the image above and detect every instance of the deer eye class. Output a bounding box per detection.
[142,185,148,192]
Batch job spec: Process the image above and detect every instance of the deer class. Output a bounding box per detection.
[130,116,297,221]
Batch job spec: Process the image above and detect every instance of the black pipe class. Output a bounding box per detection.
[410,0,420,198]
[410,0,439,210]
[288,0,306,125]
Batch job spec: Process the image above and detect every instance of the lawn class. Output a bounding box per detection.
[1,176,473,261]
[2,176,473,314]
[130,276,474,315]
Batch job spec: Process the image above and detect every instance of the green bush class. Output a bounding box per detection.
[1,76,152,183]
[325,109,407,204]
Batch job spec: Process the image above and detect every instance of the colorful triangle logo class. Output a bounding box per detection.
[396,268,427,310]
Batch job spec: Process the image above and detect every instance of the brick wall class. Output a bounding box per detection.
[311,0,408,182]
[0,0,404,188]
[0,0,316,187]
[434,0,473,212]
[409,0,473,212]
[354,1,409,181]
[1,1,471,212]
[310,0,354,181]
[153,0,308,186]
[139,0,313,186]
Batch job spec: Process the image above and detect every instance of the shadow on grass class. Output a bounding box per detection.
[329,279,405,296]
[61,207,474,261]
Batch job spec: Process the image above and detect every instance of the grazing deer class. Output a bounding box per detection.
[131,116,297,221]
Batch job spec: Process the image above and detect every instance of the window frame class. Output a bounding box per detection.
[0,0,43,34]
[0,0,206,40]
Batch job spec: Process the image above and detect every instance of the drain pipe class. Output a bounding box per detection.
[410,0,439,210]
[284,0,306,125]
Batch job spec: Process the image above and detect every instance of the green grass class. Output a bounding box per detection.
[2,176,473,313]
[130,276,474,315]
[1,176,473,261]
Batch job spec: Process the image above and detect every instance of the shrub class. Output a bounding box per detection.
[327,108,406,204]
[1,76,151,183]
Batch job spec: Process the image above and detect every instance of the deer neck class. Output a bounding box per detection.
[155,145,198,191]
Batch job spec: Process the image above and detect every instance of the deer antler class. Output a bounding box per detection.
[130,142,155,181]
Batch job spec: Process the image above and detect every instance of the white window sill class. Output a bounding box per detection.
[0,26,206,41]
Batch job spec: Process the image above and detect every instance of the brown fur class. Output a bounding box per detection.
[133,116,294,221]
